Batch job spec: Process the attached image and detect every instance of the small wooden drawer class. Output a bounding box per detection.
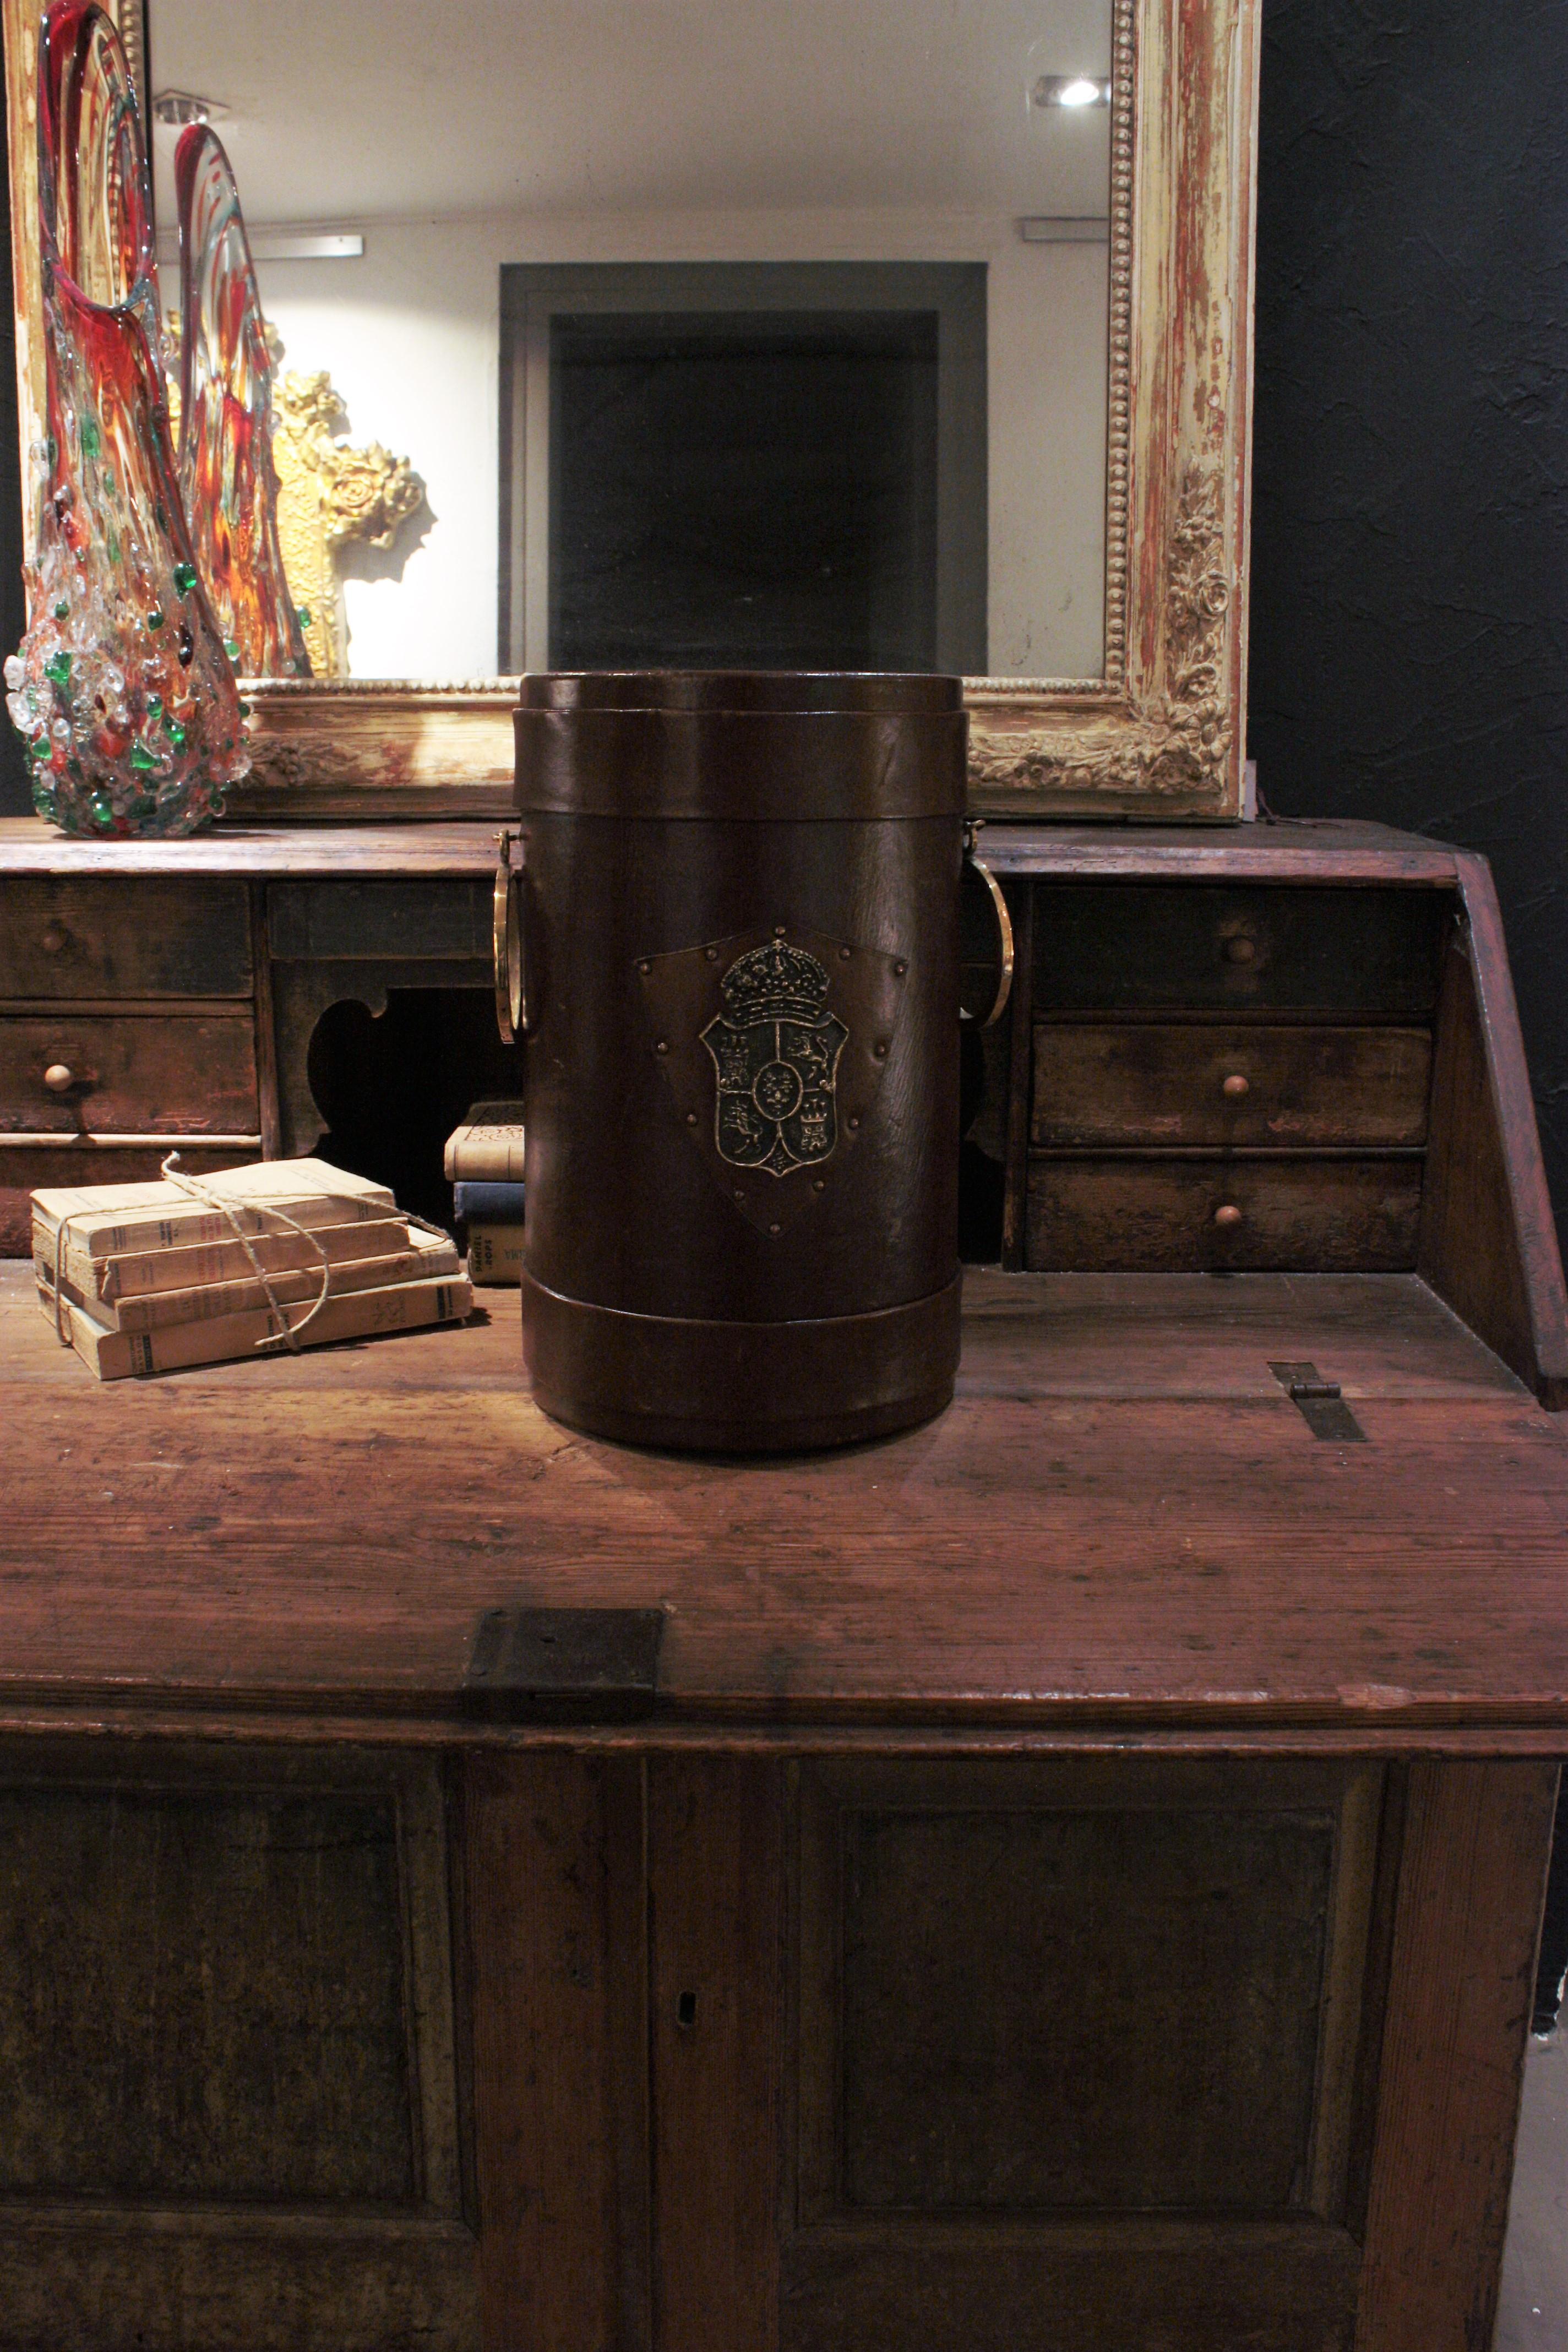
[0,1015,259,1136]
[1026,1156,1424,1272]
[0,1141,260,1256]
[1032,885,1450,1015]
[1032,1023,1433,1150]
[0,880,252,999]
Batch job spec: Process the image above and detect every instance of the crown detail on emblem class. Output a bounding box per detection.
[718,940,830,1027]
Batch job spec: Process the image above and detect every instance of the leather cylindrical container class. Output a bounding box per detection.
[510,672,968,1451]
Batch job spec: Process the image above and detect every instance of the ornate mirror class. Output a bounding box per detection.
[3,0,1260,818]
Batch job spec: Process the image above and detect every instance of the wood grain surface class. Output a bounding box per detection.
[0,1262,1566,1738]
[1025,1155,1425,1272]
[1354,1760,1559,2352]
[1030,1023,1433,1150]
[0,1012,259,1135]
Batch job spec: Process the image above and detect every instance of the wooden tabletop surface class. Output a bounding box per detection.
[2,1262,1567,1749]
[0,815,1457,881]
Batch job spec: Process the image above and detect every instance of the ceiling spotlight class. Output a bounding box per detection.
[1032,75,1112,109]
[153,89,231,127]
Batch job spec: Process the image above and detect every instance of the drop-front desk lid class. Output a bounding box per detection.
[2,1260,1567,1749]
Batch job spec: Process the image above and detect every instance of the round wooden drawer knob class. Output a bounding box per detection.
[42,1063,75,1092]
[39,923,68,954]
[1222,1073,1250,1098]
[1223,935,1257,965]
[1213,1202,1244,1229]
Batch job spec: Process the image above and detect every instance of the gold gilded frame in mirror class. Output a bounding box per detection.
[3,0,1260,821]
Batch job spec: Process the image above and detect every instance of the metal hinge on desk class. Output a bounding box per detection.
[1268,1361,1368,1444]
[462,1606,665,1722]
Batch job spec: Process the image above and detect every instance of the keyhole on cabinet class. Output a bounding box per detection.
[677,1990,698,2028]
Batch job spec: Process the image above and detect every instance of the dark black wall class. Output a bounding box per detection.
[1249,0,1568,1254]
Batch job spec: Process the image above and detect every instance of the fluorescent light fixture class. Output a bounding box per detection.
[1031,74,1112,108]
[153,89,230,127]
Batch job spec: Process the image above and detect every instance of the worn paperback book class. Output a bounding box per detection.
[40,1268,473,1381]
[443,1101,526,1184]
[31,1158,394,1261]
[42,1214,416,1307]
[43,1227,460,1335]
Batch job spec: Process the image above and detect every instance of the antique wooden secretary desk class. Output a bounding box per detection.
[6,0,1568,2349]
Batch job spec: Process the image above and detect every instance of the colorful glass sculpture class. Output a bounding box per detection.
[5,0,248,837]
[176,126,311,679]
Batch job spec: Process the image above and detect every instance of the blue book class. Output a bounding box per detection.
[454,1180,526,1221]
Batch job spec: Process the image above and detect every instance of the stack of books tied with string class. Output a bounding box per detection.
[444,1101,526,1287]
[33,1157,471,1381]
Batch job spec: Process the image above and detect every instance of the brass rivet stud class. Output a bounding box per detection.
[1223,935,1257,966]
[655,1039,669,1055]
[839,946,852,961]
[1214,1203,1244,1229]
[775,925,787,938]
[638,959,651,974]
[769,1222,782,1236]
[893,960,907,976]
[873,1041,889,1059]
[705,946,718,961]
[848,1115,861,1130]
[685,1111,697,1125]
[813,1179,826,1193]
[1222,1073,1250,1098]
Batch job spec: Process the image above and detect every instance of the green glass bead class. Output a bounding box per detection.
[130,742,158,774]
[43,651,71,690]
[79,418,101,460]
[165,721,187,751]
[297,606,313,628]
[223,639,240,661]
[52,600,69,622]
[237,700,252,717]
[146,695,163,721]
[172,561,198,597]
[146,607,165,630]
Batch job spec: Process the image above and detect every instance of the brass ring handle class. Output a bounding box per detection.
[961,852,1015,1028]
[494,829,526,1044]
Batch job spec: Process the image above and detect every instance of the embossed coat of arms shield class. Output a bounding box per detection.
[637,925,911,1235]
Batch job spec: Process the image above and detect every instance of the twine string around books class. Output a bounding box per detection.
[46,1155,459,1357]
[155,1154,336,1351]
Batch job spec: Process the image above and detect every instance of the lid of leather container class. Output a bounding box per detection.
[515,670,963,715]
[513,671,968,820]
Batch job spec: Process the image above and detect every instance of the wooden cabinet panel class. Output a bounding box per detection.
[1032,1023,1433,1150]
[0,1743,475,2351]
[837,1805,1335,2209]
[1033,886,1449,1016]
[1026,1156,1425,1271]
[784,1757,1381,2352]
[0,1779,415,2201]
[0,879,252,998]
[464,1751,650,2352]
[0,1014,258,1135]
[269,879,492,960]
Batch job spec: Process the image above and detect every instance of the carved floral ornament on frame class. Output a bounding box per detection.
[1,0,1260,820]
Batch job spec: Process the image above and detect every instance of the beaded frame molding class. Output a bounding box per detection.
[3,0,1261,822]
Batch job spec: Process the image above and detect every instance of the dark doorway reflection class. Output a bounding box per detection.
[551,311,947,672]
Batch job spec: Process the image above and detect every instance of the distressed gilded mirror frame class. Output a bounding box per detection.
[2,0,1259,821]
